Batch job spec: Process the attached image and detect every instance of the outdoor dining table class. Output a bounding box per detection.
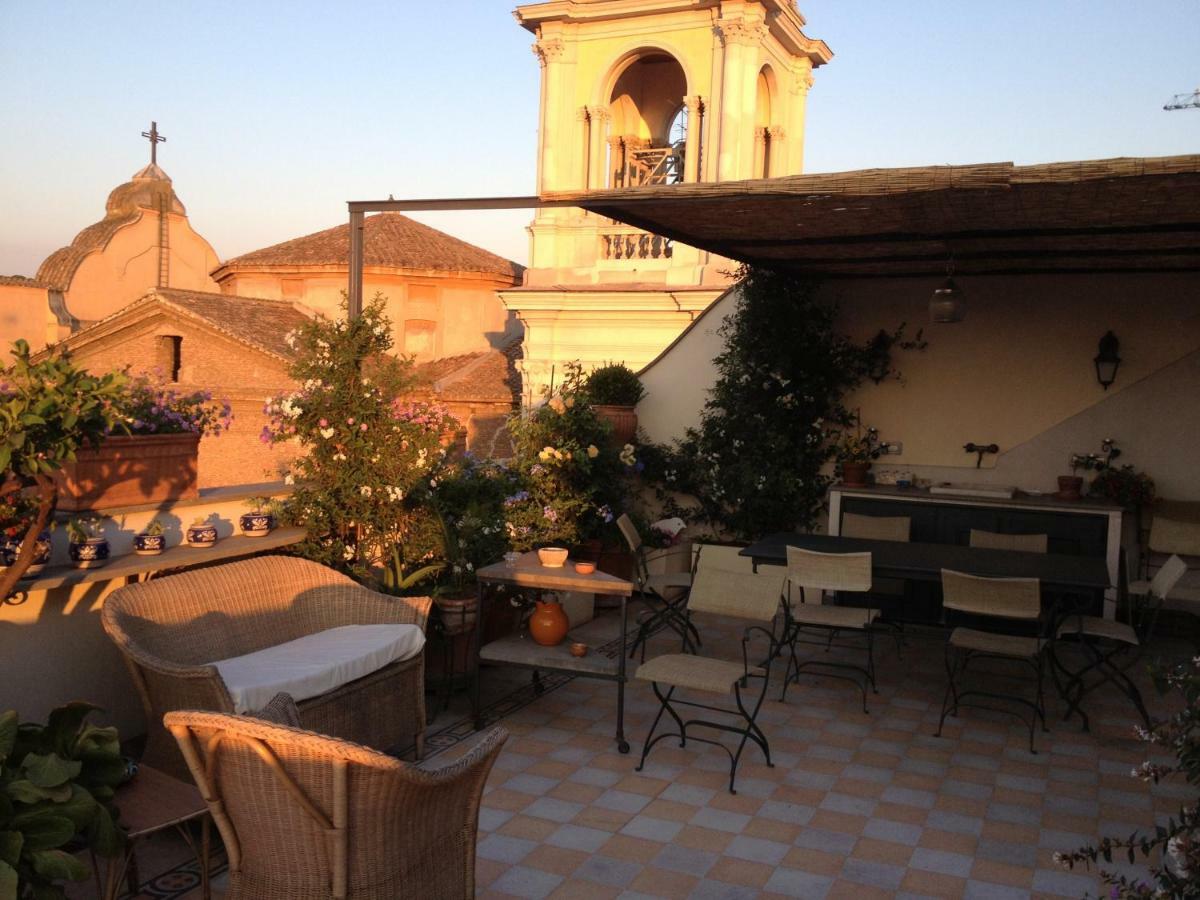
[740,532,1112,605]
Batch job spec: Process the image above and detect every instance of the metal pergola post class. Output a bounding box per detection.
[345,195,579,318]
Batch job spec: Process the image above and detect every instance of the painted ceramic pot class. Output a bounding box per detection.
[528,600,569,647]
[186,524,218,548]
[134,533,167,556]
[2,530,53,577]
[69,537,110,569]
[239,512,275,537]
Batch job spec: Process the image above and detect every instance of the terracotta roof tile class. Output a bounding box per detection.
[0,275,49,288]
[220,213,524,281]
[412,342,522,404]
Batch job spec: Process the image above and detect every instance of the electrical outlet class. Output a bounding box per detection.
[883,442,903,455]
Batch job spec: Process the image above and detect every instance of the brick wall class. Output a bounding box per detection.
[67,315,300,487]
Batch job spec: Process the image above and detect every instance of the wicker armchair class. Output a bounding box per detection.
[166,710,506,899]
[102,556,431,780]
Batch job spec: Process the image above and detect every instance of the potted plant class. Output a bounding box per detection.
[0,702,128,896]
[1089,464,1156,511]
[585,363,645,445]
[66,516,109,568]
[0,493,53,577]
[134,517,168,555]
[1062,438,1120,501]
[54,372,233,512]
[0,340,125,600]
[833,424,881,487]
[186,514,218,548]
[240,496,276,537]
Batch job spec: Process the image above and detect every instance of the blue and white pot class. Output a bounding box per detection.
[186,523,218,548]
[69,537,110,569]
[1,530,53,577]
[134,533,167,555]
[239,512,275,537]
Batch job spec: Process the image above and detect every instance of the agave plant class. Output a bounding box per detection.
[0,702,127,899]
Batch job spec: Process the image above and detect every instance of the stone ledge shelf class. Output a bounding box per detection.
[9,526,305,594]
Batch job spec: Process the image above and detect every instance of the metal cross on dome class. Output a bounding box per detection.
[141,121,166,165]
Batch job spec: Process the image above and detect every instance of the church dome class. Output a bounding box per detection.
[37,164,186,290]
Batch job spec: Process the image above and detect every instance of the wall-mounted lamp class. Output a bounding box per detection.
[1093,330,1121,390]
[929,260,965,323]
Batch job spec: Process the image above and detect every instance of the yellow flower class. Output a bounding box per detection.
[548,396,566,414]
[587,445,599,459]
[565,396,575,409]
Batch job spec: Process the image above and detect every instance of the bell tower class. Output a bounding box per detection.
[504,0,832,399]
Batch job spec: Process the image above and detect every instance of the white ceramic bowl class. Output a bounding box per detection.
[537,547,569,568]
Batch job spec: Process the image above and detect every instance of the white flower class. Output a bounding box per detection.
[343,545,355,561]
[465,562,474,572]
[359,485,373,497]
[320,427,336,439]
[284,330,298,349]
[284,474,295,485]
[429,478,438,488]
[333,452,347,461]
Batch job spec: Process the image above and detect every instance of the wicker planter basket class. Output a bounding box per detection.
[55,433,200,512]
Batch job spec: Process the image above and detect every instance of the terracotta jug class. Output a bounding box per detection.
[528,600,569,647]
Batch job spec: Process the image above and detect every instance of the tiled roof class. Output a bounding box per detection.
[0,275,49,288]
[412,342,522,404]
[58,288,310,362]
[219,213,524,282]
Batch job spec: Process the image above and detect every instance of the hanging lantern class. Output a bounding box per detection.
[929,259,965,323]
[1093,330,1121,390]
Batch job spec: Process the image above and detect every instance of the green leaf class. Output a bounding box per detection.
[29,849,89,882]
[86,806,124,858]
[30,883,67,900]
[0,831,21,867]
[0,712,16,764]
[5,781,70,805]
[44,704,98,758]
[20,754,81,789]
[14,786,96,831]
[0,859,17,900]
[16,813,74,851]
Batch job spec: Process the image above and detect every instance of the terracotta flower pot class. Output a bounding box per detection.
[1056,475,1084,501]
[55,433,200,512]
[528,600,569,647]
[593,405,638,446]
[841,461,872,487]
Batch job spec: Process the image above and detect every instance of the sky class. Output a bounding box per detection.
[1,1,1197,276]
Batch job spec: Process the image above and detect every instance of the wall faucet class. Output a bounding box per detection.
[963,442,999,468]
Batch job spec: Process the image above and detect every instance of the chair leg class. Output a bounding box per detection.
[935,642,960,737]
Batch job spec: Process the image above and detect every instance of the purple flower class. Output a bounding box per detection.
[543,506,558,522]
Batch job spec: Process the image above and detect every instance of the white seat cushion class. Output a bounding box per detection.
[213,624,425,713]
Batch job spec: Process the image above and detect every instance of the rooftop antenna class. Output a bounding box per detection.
[1164,88,1200,111]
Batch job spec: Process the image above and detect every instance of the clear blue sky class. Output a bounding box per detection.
[1,1,1196,276]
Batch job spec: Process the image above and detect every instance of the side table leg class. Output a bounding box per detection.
[617,592,630,754]
[471,581,486,731]
[200,815,211,900]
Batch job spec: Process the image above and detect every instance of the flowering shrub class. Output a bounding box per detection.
[262,295,456,586]
[1091,465,1157,510]
[432,455,523,590]
[645,268,917,538]
[1058,656,1200,897]
[832,420,881,463]
[504,363,626,551]
[118,372,232,437]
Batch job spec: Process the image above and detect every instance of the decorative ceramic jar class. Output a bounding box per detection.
[69,537,110,569]
[239,511,275,537]
[528,599,569,647]
[133,533,167,555]
[841,461,871,487]
[1,530,53,577]
[186,522,218,548]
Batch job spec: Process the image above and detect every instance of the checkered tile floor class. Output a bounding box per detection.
[470,612,1193,899]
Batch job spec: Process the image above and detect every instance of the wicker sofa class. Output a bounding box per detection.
[102,556,431,780]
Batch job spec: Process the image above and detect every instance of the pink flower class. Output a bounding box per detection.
[360,423,368,432]
[347,417,355,425]
[319,418,329,428]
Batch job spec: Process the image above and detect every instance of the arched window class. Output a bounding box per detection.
[607,52,687,186]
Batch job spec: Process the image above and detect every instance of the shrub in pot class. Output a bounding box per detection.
[833,422,881,487]
[0,702,127,896]
[66,517,109,569]
[585,363,645,446]
[133,517,167,555]
[0,494,52,577]
[186,515,218,548]
[239,496,276,537]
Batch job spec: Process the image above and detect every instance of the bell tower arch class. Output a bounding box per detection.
[506,0,832,399]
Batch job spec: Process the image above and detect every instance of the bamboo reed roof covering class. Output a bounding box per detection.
[548,155,1200,277]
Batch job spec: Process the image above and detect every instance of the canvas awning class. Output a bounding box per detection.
[547,155,1200,278]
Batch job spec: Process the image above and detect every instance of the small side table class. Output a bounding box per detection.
[102,764,211,900]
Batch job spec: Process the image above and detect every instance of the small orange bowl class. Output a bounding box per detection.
[574,561,596,575]
[570,642,589,657]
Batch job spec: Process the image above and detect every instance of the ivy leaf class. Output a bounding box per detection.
[0,859,17,900]
[20,754,81,789]
[15,813,74,851]
[0,831,21,867]
[28,849,89,882]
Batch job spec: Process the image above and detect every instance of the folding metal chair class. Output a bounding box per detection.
[635,567,785,793]
[780,546,879,712]
[618,514,700,660]
[936,569,1048,753]
[1052,554,1187,731]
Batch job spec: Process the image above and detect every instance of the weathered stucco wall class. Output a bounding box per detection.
[0,282,56,351]
[638,273,1200,500]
